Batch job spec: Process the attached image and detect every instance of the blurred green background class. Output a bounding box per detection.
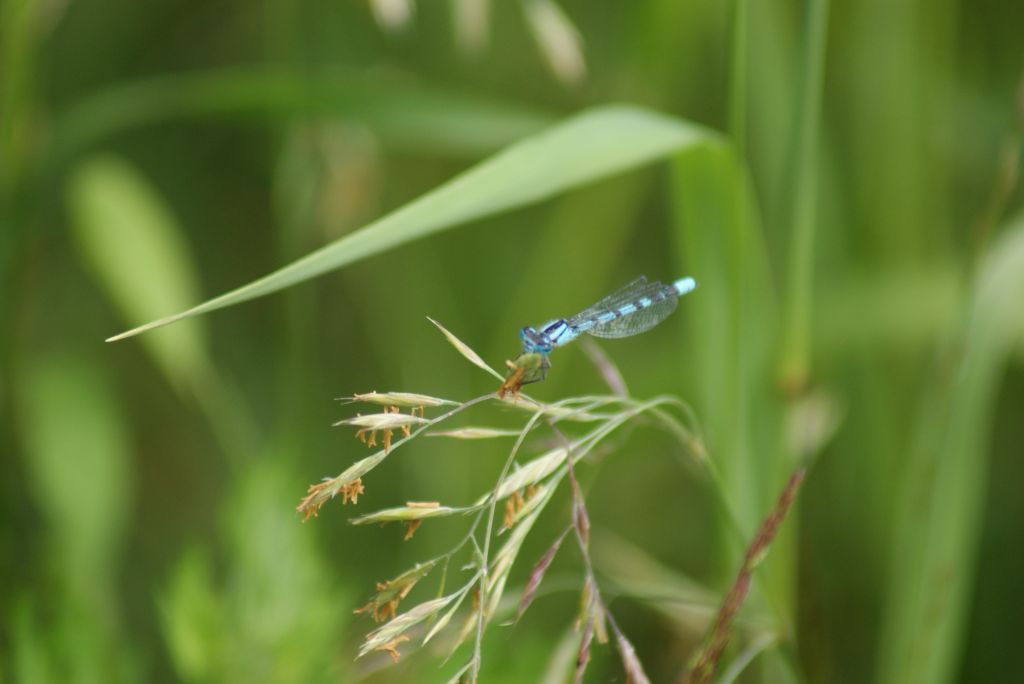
[2,0,1023,682]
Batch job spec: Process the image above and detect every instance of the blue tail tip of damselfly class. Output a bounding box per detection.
[674,276,697,295]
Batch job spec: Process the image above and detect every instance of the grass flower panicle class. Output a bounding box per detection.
[299,318,801,682]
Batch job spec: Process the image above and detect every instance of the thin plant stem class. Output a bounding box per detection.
[548,416,652,684]
[780,0,831,394]
[728,0,748,158]
[470,398,554,679]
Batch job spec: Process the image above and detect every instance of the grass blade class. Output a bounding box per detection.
[779,0,831,392]
[50,67,554,163]
[67,154,208,391]
[670,144,778,532]
[66,153,259,462]
[428,317,504,381]
[877,213,1024,683]
[18,352,131,587]
[108,105,716,341]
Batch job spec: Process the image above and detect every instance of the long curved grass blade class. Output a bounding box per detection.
[108,105,716,341]
[877,213,1024,684]
[68,154,209,392]
[50,67,553,164]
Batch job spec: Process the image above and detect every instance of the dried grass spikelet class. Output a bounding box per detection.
[339,410,429,454]
[297,477,366,521]
[355,560,439,624]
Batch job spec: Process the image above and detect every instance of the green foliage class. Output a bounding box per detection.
[879,215,1024,684]
[15,352,134,682]
[159,461,347,683]
[20,353,131,580]
[2,0,1022,682]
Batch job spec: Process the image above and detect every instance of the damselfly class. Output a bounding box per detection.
[500,275,697,396]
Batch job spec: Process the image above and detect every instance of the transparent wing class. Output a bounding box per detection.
[566,276,651,325]
[585,295,678,339]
